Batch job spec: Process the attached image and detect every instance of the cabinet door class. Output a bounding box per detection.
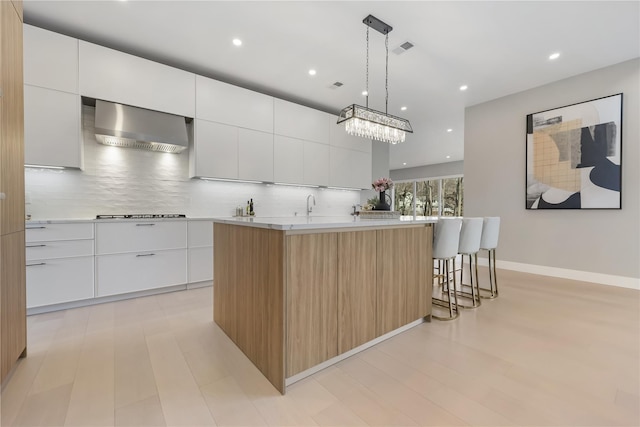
[238,128,273,182]
[192,119,238,179]
[329,147,371,189]
[273,135,304,185]
[26,239,93,261]
[303,141,329,186]
[79,41,195,118]
[196,76,273,133]
[26,255,94,308]
[350,149,372,190]
[376,226,431,336]
[23,25,78,94]
[329,146,351,188]
[96,249,187,297]
[96,221,187,255]
[338,231,377,353]
[187,221,213,248]
[26,222,94,242]
[286,233,338,377]
[274,99,330,144]
[24,85,81,168]
[188,246,213,283]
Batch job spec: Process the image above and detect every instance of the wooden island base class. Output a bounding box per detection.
[213,219,433,394]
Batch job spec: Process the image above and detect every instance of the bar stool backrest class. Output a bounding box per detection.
[459,218,483,255]
[480,217,500,250]
[433,218,462,260]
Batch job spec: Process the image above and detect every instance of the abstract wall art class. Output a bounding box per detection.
[526,93,622,209]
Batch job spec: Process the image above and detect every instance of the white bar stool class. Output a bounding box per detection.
[456,217,484,309]
[432,217,462,321]
[479,217,501,299]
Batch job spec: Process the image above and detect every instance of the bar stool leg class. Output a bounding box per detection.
[480,248,499,299]
[432,257,460,321]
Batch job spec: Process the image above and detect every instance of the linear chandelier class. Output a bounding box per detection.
[337,15,413,145]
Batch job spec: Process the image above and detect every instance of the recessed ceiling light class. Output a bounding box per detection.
[446,155,451,159]
[308,69,317,76]
[400,106,407,111]
[447,128,453,133]
[232,38,242,47]
[459,85,468,91]
[549,52,560,60]
[362,90,368,96]
[403,162,407,165]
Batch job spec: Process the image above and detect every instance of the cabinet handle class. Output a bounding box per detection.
[27,262,47,267]
[26,244,47,248]
[136,253,156,257]
[135,223,155,227]
[26,226,47,229]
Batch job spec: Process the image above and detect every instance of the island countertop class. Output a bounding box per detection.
[212,215,438,231]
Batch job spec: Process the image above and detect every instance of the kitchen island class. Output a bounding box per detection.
[213,216,437,393]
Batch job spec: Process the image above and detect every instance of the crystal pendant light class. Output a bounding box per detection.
[337,15,413,145]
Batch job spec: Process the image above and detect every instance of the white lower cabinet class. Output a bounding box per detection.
[96,249,187,297]
[187,221,213,283]
[25,223,95,309]
[95,221,188,297]
[27,256,94,308]
[188,246,213,283]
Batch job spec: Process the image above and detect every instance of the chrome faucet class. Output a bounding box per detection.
[306,194,316,216]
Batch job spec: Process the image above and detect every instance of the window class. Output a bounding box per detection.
[392,176,463,217]
[393,182,414,215]
[442,177,464,216]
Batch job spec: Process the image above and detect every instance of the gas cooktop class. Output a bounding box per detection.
[95,214,186,219]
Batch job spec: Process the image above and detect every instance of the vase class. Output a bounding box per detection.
[374,190,391,211]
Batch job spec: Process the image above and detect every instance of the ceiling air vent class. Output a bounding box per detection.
[393,41,415,55]
[330,81,344,89]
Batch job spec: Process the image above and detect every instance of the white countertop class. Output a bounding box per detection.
[25,217,218,225]
[212,216,437,231]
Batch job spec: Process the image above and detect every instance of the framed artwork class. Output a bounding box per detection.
[526,93,623,209]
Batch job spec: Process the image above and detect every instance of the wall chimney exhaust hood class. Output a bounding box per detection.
[94,100,189,153]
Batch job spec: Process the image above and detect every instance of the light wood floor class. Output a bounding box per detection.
[1,269,638,426]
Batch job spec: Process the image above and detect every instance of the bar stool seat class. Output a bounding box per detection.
[479,217,501,299]
[456,217,484,309]
[432,217,462,321]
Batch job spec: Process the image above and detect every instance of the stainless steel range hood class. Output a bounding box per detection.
[94,100,189,153]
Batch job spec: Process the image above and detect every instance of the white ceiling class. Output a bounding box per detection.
[23,1,640,170]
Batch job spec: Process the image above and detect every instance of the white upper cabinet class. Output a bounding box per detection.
[330,147,372,189]
[79,41,196,117]
[196,76,274,133]
[238,128,273,182]
[304,141,330,186]
[273,135,304,184]
[24,85,82,169]
[274,99,331,144]
[191,119,238,179]
[330,117,372,153]
[23,25,78,94]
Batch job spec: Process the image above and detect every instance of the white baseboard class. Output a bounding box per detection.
[477,258,640,290]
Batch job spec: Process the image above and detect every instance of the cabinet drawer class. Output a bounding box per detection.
[26,239,94,261]
[189,246,213,283]
[96,221,187,254]
[188,221,213,248]
[26,223,94,242]
[26,256,94,308]
[96,249,187,297]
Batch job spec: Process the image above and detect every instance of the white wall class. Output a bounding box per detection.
[25,106,360,219]
[464,59,639,287]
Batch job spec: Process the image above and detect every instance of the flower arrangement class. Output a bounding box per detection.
[372,177,394,193]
